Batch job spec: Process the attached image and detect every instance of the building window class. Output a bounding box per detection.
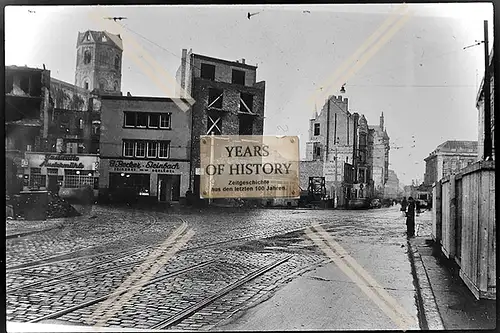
[114,55,120,70]
[79,118,84,130]
[84,50,91,64]
[114,81,118,91]
[232,69,245,85]
[314,123,320,136]
[208,88,223,109]
[147,142,157,158]
[207,113,222,135]
[102,35,107,42]
[64,169,94,188]
[124,112,136,127]
[240,93,254,113]
[149,113,160,128]
[313,142,321,160]
[86,33,91,41]
[136,113,148,128]
[159,141,170,158]
[84,80,89,90]
[160,114,171,129]
[99,80,105,90]
[239,115,253,135]
[136,141,146,157]
[124,112,171,129]
[78,143,85,154]
[200,63,215,80]
[123,140,134,157]
[92,121,100,135]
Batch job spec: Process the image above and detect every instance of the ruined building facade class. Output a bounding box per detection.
[303,95,391,205]
[176,49,266,198]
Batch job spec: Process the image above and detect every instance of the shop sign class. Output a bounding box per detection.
[108,159,182,174]
[199,135,300,199]
[39,154,84,169]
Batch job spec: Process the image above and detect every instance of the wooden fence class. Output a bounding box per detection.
[432,160,496,300]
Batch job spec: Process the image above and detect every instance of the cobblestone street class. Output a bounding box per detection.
[6,204,418,330]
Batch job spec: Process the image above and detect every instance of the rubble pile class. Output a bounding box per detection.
[47,192,81,218]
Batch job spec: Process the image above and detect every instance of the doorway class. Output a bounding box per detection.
[47,175,59,194]
[158,174,181,202]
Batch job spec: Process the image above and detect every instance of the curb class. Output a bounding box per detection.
[407,239,445,330]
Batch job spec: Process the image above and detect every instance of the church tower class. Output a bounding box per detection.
[75,30,123,94]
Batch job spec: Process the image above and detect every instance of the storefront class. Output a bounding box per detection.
[23,152,100,197]
[99,158,190,203]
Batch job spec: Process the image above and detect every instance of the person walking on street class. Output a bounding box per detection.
[400,197,408,216]
[406,197,416,238]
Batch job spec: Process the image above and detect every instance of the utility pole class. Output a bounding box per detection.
[334,136,339,209]
[483,20,492,160]
[326,98,330,161]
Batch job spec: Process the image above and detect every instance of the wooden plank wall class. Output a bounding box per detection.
[441,180,451,257]
[455,176,463,264]
[459,164,496,299]
[432,182,442,243]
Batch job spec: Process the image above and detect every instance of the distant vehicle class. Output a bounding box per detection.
[417,199,428,209]
[370,199,382,208]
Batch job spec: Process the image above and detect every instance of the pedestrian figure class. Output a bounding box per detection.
[400,197,408,216]
[415,199,421,216]
[406,197,416,238]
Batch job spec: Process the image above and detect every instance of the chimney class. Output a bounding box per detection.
[181,48,187,60]
[241,58,245,64]
[380,112,384,131]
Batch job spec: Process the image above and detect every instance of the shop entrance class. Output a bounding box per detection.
[47,175,59,194]
[158,174,181,202]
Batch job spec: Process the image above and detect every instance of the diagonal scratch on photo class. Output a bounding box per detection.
[4,2,496,332]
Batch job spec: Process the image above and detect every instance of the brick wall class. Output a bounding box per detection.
[299,160,323,190]
[189,77,265,188]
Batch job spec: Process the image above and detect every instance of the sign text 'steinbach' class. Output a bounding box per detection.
[200,135,300,199]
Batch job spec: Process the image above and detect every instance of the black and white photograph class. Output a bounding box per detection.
[4,2,497,331]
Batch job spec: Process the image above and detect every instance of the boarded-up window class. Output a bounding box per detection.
[240,93,253,113]
[208,88,223,109]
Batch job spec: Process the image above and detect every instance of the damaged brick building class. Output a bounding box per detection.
[176,49,266,203]
[5,65,52,194]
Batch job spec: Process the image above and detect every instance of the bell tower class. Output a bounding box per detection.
[75,30,123,94]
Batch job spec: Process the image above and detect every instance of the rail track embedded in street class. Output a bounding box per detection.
[6,212,164,271]
[26,260,216,324]
[150,255,293,330]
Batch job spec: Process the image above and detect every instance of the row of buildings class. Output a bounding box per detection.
[299,96,399,207]
[5,29,401,208]
[5,30,265,206]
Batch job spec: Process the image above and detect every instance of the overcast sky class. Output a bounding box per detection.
[5,3,493,186]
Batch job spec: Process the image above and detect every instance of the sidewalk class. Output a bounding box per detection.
[409,210,496,330]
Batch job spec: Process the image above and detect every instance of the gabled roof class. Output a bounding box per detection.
[78,30,123,50]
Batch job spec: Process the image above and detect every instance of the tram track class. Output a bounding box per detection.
[8,220,325,294]
[6,212,163,272]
